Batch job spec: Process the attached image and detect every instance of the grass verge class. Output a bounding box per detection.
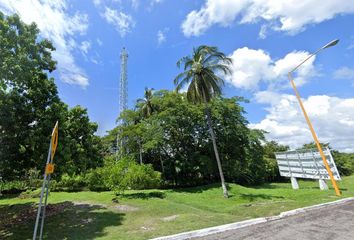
[1,175,354,240]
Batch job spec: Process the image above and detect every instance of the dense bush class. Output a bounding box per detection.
[106,157,161,194]
[263,157,282,182]
[51,173,86,192]
[0,168,43,194]
[85,168,110,191]
[0,180,28,194]
[332,151,354,176]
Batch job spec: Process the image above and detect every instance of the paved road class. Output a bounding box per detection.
[193,200,354,240]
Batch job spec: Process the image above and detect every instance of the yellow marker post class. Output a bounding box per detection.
[33,121,59,240]
[45,163,55,175]
[51,121,59,160]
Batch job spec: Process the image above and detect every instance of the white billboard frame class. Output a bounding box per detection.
[275,147,341,190]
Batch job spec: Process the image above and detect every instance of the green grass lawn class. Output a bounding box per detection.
[1,175,354,240]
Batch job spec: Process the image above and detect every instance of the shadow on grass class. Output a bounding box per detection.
[120,191,166,200]
[0,201,124,240]
[171,183,221,194]
[308,186,348,191]
[239,193,285,202]
[0,193,22,200]
[248,182,290,190]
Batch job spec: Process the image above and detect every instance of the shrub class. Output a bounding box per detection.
[106,157,161,194]
[85,168,109,191]
[52,173,86,191]
[332,152,354,176]
[19,188,42,199]
[264,157,282,182]
[0,180,28,194]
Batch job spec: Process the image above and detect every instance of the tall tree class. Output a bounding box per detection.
[174,45,232,198]
[0,13,103,179]
[0,13,58,179]
[137,87,155,118]
[135,87,155,164]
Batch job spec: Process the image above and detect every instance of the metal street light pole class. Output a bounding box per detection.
[288,39,341,196]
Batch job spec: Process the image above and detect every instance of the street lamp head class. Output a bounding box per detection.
[322,39,339,49]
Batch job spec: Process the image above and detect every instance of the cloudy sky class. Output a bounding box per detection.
[1,0,354,152]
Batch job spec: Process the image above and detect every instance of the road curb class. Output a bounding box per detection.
[151,197,354,240]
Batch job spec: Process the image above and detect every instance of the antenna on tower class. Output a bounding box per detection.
[119,47,128,115]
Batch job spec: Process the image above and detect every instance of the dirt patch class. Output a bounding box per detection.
[0,202,70,229]
[114,204,139,212]
[72,201,105,207]
[162,215,179,222]
[73,201,138,212]
[141,226,155,231]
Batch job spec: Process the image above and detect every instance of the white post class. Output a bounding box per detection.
[319,179,328,190]
[291,177,299,190]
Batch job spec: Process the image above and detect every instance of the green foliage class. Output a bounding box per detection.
[263,141,290,182]
[0,13,103,180]
[174,45,232,198]
[174,45,232,104]
[0,13,59,180]
[332,151,354,176]
[106,157,161,194]
[106,91,269,187]
[0,180,28,194]
[51,173,86,192]
[300,142,329,150]
[85,167,110,191]
[137,87,155,118]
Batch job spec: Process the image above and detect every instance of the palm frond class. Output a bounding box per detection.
[206,63,232,75]
[176,56,191,68]
[174,70,188,86]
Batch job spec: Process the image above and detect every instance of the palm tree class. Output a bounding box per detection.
[137,87,155,118]
[174,45,232,198]
[136,87,155,164]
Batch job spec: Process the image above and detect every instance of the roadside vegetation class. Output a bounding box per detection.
[1,175,354,240]
[1,12,354,240]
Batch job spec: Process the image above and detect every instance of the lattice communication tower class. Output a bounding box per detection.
[119,47,128,115]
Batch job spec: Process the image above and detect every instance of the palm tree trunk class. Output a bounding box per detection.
[205,103,229,198]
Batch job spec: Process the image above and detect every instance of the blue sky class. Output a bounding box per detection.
[1,0,354,152]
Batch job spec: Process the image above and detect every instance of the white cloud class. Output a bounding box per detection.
[182,0,354,37]
[97,38,103,46]
[333,67,354,80]
[157,28,169,45]
[102,7,135,37]
[80,41,91,55]
[149,0,163,10]
[0,0,89,88]
[93,0,102,7]
[227,47,316,90]
[157,30,166,44]
[130,0,139,10]
[251,92,354,152]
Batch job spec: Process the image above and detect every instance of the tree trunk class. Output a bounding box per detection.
[205,103,229,198]
[159,153,165,175]
[138,139,143,165]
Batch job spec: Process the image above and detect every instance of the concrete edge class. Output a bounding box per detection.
[151,197,354,240]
